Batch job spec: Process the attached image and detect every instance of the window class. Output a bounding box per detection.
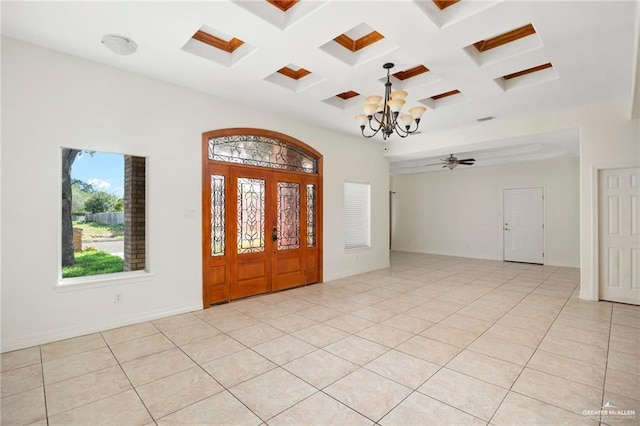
[344,181,370,249]
[61,148,146,282]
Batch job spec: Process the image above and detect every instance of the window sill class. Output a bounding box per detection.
[55,270,153,292]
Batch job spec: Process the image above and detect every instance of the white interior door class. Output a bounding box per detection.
[599,167,640,305]
[504,188,544,264]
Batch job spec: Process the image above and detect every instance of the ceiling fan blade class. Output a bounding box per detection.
[420,162,444,167]
[458,160,475,164]
[457,158,475,162]
[459,162,474,166]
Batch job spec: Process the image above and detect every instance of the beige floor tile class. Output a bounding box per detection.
[137,366,223,419]
[121,347,195,387]
[405,306,453,323]
[0,347,41,372]
[42,347,117,385]
[228,323,284,347]
[604,368,640,400]
[41,333,106,362]
[418,367,507,421]
[180,333,245,364]
[468,335,535,366]
[0,386,46,425]
[161,321,220,346]
[420,323,479,348]
[554,316,611,334]
[484,323,544,348]
[324,314,376,333]
[457,305,506,323]
[284,349,358,389]
[381,314,434,334]
[297,305,343,322]
[396,336,461,365]
[608,349,640,375]
[527,350,605,389]
[48,389,152,426]
[324,335,389,366]
[364,349,440,389]
[546,323,609,349]
[157,390,262,426]
[609,334,640,355]
[380,391,485,426]
[438,313,493,334]
[202,348,276,388]
[109,333,175,363]
[293,323,349,347]
[269,391,373,426]
[252,335,317,365]
[351,306,397,322]
[266,313,317,333]
[45,365,131,416]
[600,391,640,426]
[230,368,316,421]
[324,368,412,422]
[610,323,640,344]
[492,391,595,425]
[512,368,602,415]
[538,335,607,367]
[1,364,42,397]
[151,313,207,332]
[497,313,552,334]
[356,324,414,348]
[101,322,159,345]
[446,349,523,389]
[204,313,260,333]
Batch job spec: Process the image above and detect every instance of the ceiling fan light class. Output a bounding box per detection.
[366,95,383,105]
[387,98,405,113]
[409,106,427,119]
[390,89,408,100]
[101,34,138,55]
[446,162,457,170]
[362,103,378,116]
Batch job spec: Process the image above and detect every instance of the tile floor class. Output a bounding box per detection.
[1,252,639,425]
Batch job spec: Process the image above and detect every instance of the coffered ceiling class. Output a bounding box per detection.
[2,1,638,170]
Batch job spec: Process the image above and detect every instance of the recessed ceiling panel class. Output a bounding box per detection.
[265,63,324,92]
[182,25,255,67]
[319,22,398,67]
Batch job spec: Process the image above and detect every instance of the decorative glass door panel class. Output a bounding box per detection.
[237,178,266,254]
[277,182,300,250]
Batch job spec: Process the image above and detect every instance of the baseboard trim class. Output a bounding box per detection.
[324,262,391,282]
[1,303,202,353]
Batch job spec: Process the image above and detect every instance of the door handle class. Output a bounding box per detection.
[272,226,278,242]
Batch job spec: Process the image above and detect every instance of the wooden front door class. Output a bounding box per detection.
[202,129,322,306]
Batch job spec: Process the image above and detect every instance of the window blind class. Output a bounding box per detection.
[344,181,371,249]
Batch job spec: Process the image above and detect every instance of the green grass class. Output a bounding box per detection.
[62,251,124,278]
[73,221,124,239]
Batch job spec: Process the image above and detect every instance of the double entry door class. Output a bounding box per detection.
[203,163,320,305]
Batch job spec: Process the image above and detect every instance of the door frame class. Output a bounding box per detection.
[591,163,640,301]
[201,128,323,307]
[502,186,545,264]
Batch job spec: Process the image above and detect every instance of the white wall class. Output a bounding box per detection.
[386,101,640,301]
[0,38,390,351]
[391,157,580,267]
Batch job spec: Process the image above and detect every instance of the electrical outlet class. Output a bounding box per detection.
[114,292,123,304]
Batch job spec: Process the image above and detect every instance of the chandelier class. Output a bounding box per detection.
[356,63,427,140]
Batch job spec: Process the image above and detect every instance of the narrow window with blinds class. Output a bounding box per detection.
[344,181,371,250]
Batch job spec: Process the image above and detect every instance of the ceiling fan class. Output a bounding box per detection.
[424,154,476,170]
